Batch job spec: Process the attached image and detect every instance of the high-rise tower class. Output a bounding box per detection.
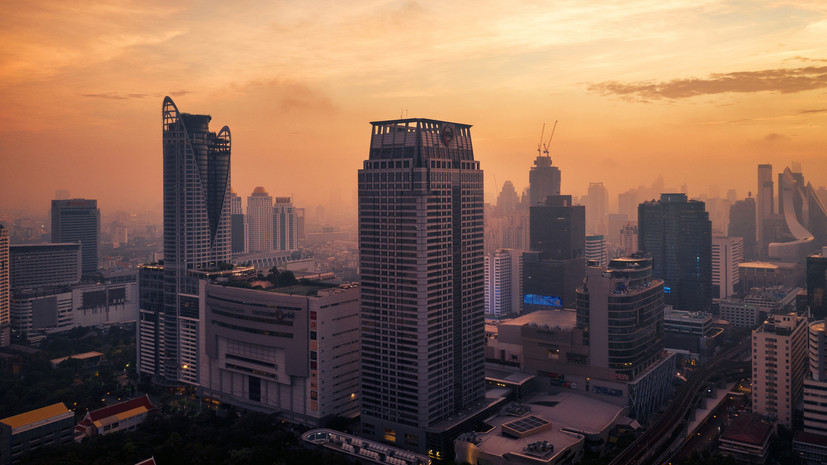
[757,164,774,257]
[0,225,8,346]
[273,197,298,251]
[586,182,609,235]
[138,97,231,385]
[728,197,757,261]
[358,118,485,453]
[51,199,100,276]
[229,190,247,255]
[639,193,712,311]
[528,151,561,206]
[246,187,273,253]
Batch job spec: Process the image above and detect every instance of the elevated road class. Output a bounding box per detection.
[609,341,749,465]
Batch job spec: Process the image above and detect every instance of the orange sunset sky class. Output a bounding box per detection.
[1,0,826,217]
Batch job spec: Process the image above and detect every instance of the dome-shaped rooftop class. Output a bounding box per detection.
[252,186,268,195]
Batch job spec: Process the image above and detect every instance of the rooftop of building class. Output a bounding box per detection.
[486,368,536,387]
[50,351,103,366]
[755,312,805,335]
[459,391,627,461]
[503,310,577,331]
[664,307,713,322]
[738,260,800,270]
[370,117,472,128]
[10,242,82,250]
[720,412,772,446]
[0,403,72,430]
[794,430,827,448]
[219,279,347,297]
[77,395,157,430]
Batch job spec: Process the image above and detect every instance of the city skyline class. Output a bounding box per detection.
[2,1,827,216]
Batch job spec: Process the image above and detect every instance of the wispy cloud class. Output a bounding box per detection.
[586,65,827,101]
[80,91,178,100]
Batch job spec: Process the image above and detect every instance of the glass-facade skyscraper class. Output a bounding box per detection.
[358,118,485,454]
[638,193,712,311]
[138,97,232,385]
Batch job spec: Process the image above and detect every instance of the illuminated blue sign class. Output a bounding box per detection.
[664,287,671,294]
[524,294,562,307]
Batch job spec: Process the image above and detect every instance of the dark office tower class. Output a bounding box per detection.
[51,199,100,277]
[358,118,485,453]
[0,225,8,347]
[728,197,757,261]
[757,164,774,258]
[229,190,246,255]
[524,194,586,309]
[529,151,561,206]
[809,248,827,320]
[140,97,231,385]
[638,193,712,311]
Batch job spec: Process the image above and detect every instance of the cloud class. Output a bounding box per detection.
[586,65,827,101]
[764,132,790,143]
[80,91,191,99]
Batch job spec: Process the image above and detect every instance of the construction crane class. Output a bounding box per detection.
[543,120,558,156]
[537,123,546,157]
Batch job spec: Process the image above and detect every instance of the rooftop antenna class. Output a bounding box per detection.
[543,120,558,156]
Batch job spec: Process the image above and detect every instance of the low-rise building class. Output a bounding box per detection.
[719,412,772,464]
[198,281,361,427]
[74,395,157,441]
[0,403,74,465]
[454,391,628,465]
[49,351,103,369]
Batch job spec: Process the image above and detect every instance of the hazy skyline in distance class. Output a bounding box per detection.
[1,0,826,217]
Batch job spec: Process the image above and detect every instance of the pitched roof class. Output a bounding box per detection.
[86,395,156,423]
[0,403,72,430]
[720,413,772,445]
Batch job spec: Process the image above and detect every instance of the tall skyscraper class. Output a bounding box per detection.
[358,118,485,453]
[808,248,827,320]
[728,196,757,261]
[229,190,247,255]
[525,194,586,309]
[138,97,232,385]
[712,235,743,299]
[247,187,273,253]
[0,225,8,346]
[495,180,520,216]
[752,313,807,429]
[484,249,523,318]
[528,150,561,206]
[757,164,774,258]
[770,166,827,262]
[273,197,298,251]
[639,193,712,311]
[586,182,609,235]
[51,199,100,276]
